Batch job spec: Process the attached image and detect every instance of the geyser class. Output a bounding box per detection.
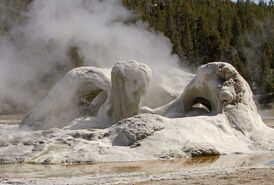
[20,66,111,130]
[1,61,274,164]
[141,62,257,119]
[20,60,152,130]
[110,61,152,122]
[0,0,192,113]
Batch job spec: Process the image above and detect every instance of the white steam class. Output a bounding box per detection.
[0,0,191,113]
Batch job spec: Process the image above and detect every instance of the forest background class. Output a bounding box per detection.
[0,0,273,114]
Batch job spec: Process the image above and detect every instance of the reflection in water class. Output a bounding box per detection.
[185,155,220,165]
[1,153,274,179]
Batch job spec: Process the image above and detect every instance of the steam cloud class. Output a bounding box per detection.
[0,0,190,113]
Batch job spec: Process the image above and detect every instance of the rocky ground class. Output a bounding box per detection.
[0,160,273,185]
[0,114,273,184]
[0,115,23,125]
[141,168,274,185]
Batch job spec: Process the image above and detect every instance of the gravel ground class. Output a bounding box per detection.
[139,168,274,185]
[0,166,273,185]
[0,115,23,125]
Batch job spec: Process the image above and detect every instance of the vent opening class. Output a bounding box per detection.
[185,97,212,117]
[79,89,103,107]
[192,97,212,112]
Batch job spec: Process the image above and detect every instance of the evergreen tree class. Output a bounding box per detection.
[231,16,241,47]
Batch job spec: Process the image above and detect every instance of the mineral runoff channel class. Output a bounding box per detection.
[1,153,274,180]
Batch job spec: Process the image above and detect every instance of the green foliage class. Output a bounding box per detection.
[67,46,85,68]
[0,0,273,104]
[122,0,274,103]
[0,0,33,35]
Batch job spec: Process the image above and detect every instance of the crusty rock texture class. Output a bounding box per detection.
[141,62,264,134]
[20,60,152,130]
[111,114,165,146]
[0,61,272,164]
[20,67,111,130]
[109,61,152,122]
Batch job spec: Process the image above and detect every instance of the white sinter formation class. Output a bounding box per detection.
[0,61,273,164]
[20,60,152,130]
[20,67,111,130]
[141,62,263,135]
[110,61,152,122]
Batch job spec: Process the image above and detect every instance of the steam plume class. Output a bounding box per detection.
[0,0,190,113]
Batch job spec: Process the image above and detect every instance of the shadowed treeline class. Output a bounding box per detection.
[122,0,274,103]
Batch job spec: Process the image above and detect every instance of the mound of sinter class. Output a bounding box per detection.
[1,61,272,164]
[20,60,152,130]
[141,62,262,134]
